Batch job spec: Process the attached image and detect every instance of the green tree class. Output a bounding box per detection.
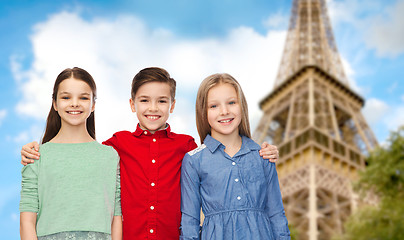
[288,223,299,240]
[334,126,404,240]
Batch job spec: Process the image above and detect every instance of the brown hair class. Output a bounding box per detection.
[195,73,251,143]
[131,67,176,100]
[41,67,97,144]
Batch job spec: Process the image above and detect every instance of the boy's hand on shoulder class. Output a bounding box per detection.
[259,142,279,163]
[21,141,40,166]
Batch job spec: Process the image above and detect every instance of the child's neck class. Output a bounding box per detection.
[50,126,94,143]
[211,132,242,158]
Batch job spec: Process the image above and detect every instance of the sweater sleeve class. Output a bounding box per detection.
[20,160,40,213]
[114,158,122,216]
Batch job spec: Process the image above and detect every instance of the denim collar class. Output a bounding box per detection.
[203,134,260,157]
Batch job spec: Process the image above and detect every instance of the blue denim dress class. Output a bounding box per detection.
[180,135,290,240]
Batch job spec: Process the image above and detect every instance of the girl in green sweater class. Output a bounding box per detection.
[20,67,122,240]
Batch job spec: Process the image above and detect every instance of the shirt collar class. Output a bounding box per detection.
[133,123,174,138]
[203,134,260,156]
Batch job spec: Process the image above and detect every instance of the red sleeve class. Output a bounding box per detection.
[102,133,118,150]
[187,137,198,152]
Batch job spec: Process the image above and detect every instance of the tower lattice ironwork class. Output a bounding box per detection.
[253,0,378,239]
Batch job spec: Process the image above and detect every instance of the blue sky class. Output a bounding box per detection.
[1,0,404,238]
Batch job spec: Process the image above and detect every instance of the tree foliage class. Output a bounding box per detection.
[334,126,404,240]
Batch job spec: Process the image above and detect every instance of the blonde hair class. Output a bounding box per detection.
[195,73,251,144]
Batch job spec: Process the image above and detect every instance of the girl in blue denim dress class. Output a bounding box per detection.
[180,73,290,240]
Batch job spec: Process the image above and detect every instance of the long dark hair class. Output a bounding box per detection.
[41,67,97,144]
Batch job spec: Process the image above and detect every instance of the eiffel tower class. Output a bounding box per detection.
[252,0,378,239]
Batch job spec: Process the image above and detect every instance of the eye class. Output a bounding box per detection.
[209,104,217,109]
[61,96,69,100]
[229,101,236,105]
[159,100,168,103]
[140,99,148,103]
[81,97,90,100]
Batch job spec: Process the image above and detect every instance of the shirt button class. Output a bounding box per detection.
[153,138,156,142]
[235,178,239,182]
[152,159,156,163]
[150,229,154,233]
[144,131,147,135]
[150,206,154,210]
[232,162,236,166]
[237,196,241,200]
[151,182,155,187]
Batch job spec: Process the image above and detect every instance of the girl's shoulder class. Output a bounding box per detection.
[39,141,116,155]
[242,136,261,150]
[186,144,208,157]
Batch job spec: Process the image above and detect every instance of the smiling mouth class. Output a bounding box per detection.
[219,118,233,123]
[67,111,82,115]
[146,115,160,120]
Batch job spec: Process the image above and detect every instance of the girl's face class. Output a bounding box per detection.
[207,83,241,139]
[53,77,95,129]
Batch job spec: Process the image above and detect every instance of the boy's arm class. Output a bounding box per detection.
[265,163,291,239]
[180,154,202,240]
[259,142,279,163]
[111,216,123,240]
[21,142,40,165]
[20,212,38,240]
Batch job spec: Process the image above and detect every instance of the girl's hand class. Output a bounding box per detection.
[259,142,279,163]
[21,141,40,166]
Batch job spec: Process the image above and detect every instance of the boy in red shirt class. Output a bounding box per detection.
[21,67,279,239]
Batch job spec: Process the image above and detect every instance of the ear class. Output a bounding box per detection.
[53,100,58,112]
[129,98,136,113]
[169,99,176,113]
[91,101,95,112]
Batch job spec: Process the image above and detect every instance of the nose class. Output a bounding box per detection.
[149,101,158,111]
[220,104,229,115]
[70,97,79,107]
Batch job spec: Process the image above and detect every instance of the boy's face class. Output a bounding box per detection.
[130,81,175,134]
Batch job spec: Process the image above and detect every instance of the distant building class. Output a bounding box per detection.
[253,0,378,239]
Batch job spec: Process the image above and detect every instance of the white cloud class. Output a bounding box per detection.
[0,109,7,127]
[262,12,289,30]
[363,98,404,137]
[362,98,390,125]
[327,0,404,58]
[12,11,286,143]
[364,0,404,57]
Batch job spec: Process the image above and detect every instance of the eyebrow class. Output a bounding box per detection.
[59,91,91,95]
[137,95,170,99]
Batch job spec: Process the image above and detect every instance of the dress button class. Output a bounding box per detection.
[152,159,156,163]
[151,182,155,187]
[235,178,239,182]
[150,206,154,210]
[153,138,156,142]
[150,229,154,233]
[237,196,241,200]
[232,162,236,166]
[144,131,147,135]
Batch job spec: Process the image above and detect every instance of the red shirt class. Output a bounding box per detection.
[103,124,197,240]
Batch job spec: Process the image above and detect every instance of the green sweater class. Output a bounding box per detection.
[20,141,121,237]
